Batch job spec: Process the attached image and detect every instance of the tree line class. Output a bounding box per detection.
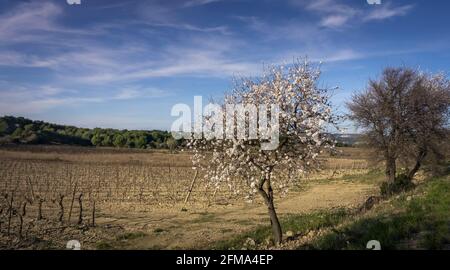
[0,116,178,150]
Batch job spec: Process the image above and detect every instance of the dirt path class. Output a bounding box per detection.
[96,180,377,249]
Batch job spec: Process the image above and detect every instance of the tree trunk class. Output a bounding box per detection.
[407,148,427,180]
[257,174,282,245]
[266,194,282,245]
[385,156,396,182]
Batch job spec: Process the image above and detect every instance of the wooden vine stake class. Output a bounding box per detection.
[182,169,199,209]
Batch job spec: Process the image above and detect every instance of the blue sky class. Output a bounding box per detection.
[0,0,449,131]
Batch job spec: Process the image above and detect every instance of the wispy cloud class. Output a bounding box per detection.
[292,0,414,28]
[183,0,223,8]
[38,33,259,84]
[302,0,356,14]
[321,49,363,62]
[279,49,363,64]
[0,78,171,115]
[135,0,228,33]
[320,14,352,28]
[295,0,358,28]
[0,1,61,38]
[0,84,100,114]
[135,21,230,34]
[112,87,171,100]
[0,1,100,44]
[364,3,414,21]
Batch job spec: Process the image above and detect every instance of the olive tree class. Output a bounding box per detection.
[188,61,335,245]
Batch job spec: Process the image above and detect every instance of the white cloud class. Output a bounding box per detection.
[321,15,351,28]
[364,3,414,21]
[0,82,171,115]
[135,0,228,33]
[0,83,100,114]
[183,0,222,8]
[137,21,230,34]
[49,36,261,84]
[279,49,363,64]
[292,0,413,28]
[112,87,171,100]
[304,0,357,15]
[0,2,61,37]
[0,51,48,67]
[322,49,363,62]
[297,0,358,28]
[0,1,98,44]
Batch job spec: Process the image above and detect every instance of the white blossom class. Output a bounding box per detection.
[190,60,336,200]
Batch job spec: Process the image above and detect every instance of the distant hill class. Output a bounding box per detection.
[0,116,175,149]
[0,115,362,149]
[332,133,363,147]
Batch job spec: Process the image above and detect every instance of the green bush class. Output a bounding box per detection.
[380,173,415,196]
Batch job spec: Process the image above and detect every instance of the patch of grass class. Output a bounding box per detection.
[28,238,59,250]
[220,228,234,233]
[116,231,146,241]
[338,169,384,184]
[380,173,415,196]
[213,225,270,250]
[146,244,165,250]
[233,219,255,226]
[308,175,450,250]
[212,208,350,250]
[95,231,147,250]
[284,208,349,232]
[96,241,114,250]
[192,212,216,223]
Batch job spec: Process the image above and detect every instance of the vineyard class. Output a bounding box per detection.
[0,145,373,249]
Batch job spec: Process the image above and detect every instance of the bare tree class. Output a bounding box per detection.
[347,67,450,182]
[188,61,335,245]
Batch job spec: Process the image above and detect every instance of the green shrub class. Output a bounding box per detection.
[380,173,415,196]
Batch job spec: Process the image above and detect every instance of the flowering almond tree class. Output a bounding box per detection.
[188,61,335,245]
